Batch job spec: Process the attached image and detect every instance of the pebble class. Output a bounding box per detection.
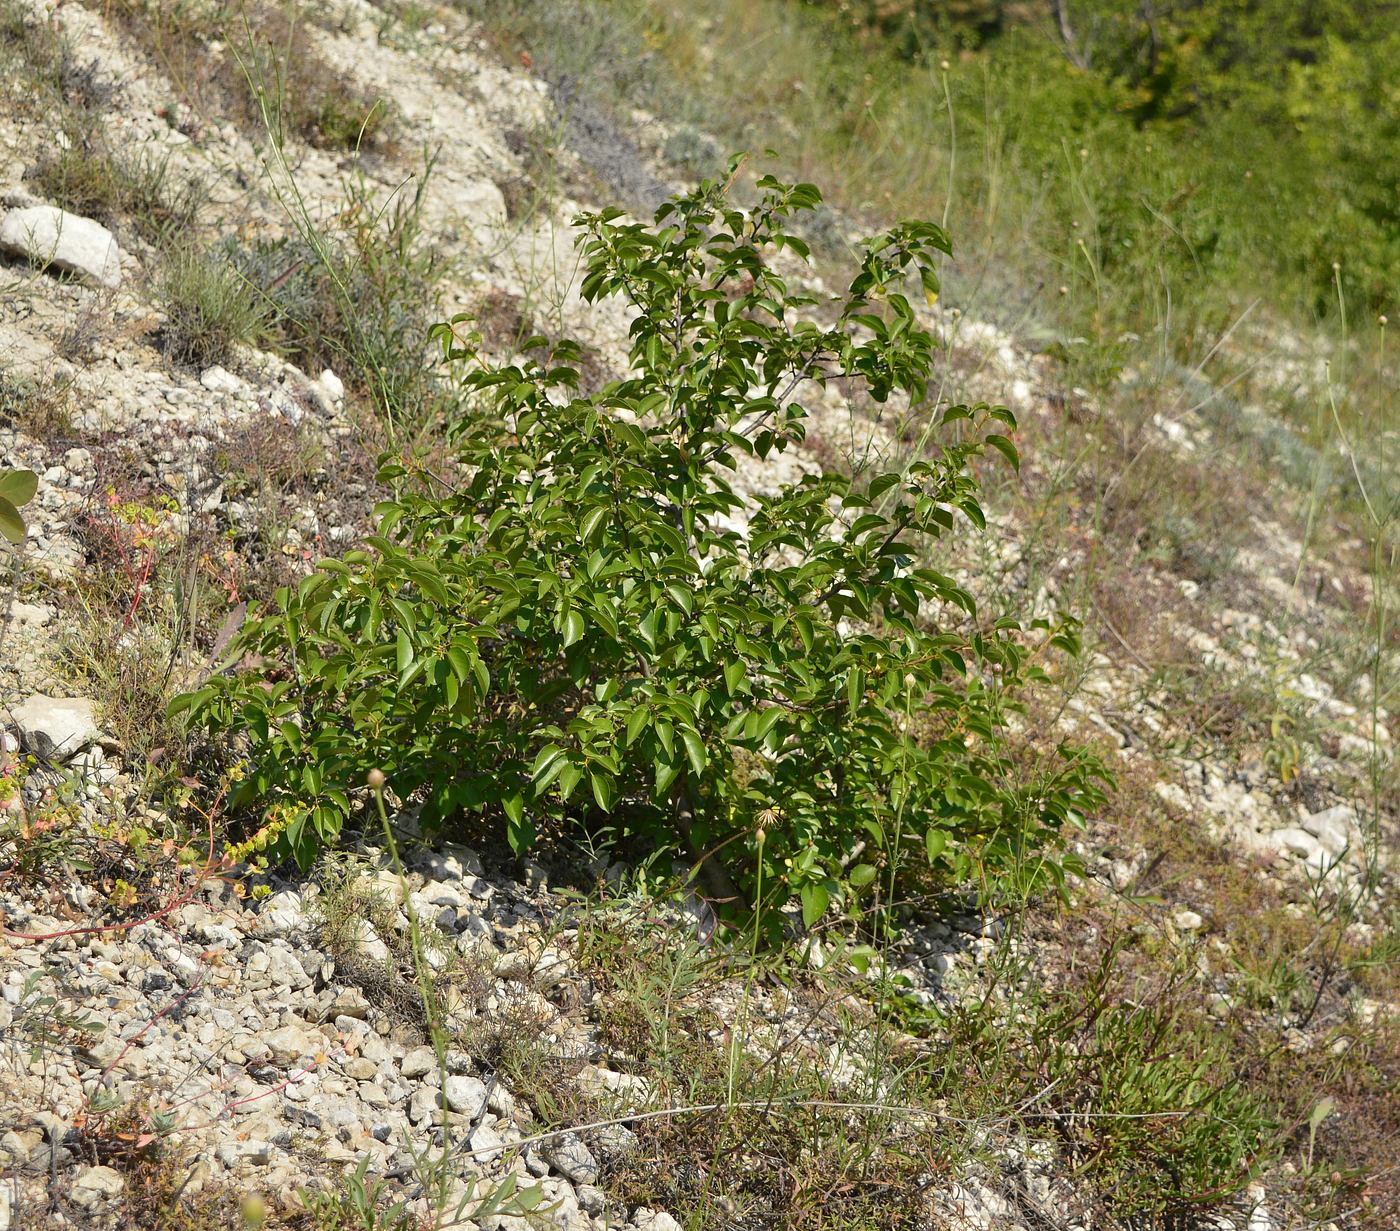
[542,1133,598,1184]
[443,1075,487,1117]
[68,1165,125,1209]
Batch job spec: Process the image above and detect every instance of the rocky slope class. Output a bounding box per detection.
[0,1,1395,1229]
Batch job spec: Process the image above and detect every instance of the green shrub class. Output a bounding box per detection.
[178,167,1106,922]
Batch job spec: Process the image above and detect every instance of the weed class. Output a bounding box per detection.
[0,368,77,442]
[56,292,161,365]
[221,160,453,439]
[26,142,208,250]
[60,483,227,775]
[0,0,114,117]
[101,0,390,151]
[242,3,394,152]
[158,245,270,369]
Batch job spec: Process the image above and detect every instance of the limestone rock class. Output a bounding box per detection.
[8,695,102,761]
[542,1132,598,1184]
[1301,805,1354,857]
[69,1165,125,1209]
[576,1064,651,1109]
[443,1074,487,1116]
[264,1022,321,1065]
[0,206,122,287]
[401,1045,437,1079]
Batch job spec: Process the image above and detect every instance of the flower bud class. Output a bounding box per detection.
[367,768,386,791]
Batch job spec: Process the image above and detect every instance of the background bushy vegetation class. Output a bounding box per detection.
[469,0,1399,372]
[811,0,1400,313]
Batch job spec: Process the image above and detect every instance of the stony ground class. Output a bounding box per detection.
[0,1,1395,1229]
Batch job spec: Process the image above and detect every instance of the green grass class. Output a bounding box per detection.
[158,245,271,368]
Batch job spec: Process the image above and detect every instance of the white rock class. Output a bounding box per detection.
[541,1132,597,1184]
[317,368,345,403]
[200,365,245,395]
[576,1064,652,1109]
[0,206,123,287]
[486,1080,516,1119]
[1245,1183,1271,1231]
[9,695,102,760]
[443,1075,487,1116]
[3,601,51,628]
[352,920,390,962]
[264,1022,320,1065]
[401,1046,437,1079]
[466,1121,506,1159]
[69,1165,125,1209]
[632,1209,683,1231]
[216,1138,273,1167]
[1172,909,1205,932]
[576,1184,605,1216]
[1271,827,1325,860]
[1301,805,1354,857]
[258,891,305,937]
[527,1178,585,1230]
[263,943,311,989]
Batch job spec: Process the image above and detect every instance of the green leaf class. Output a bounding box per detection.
[589,770,616,812]
[396,628,413,680]
[0,497,25,545]
[557,762,584,801]
[530,743,566,782]
[654,756,682,798]
[446,645,472,682]
[580,505,609,543]
[625,706,650,747]
[680,729,707,777]
[0,470,37,507]
[849,863,878,889]
[984,434,1020,470]
[867,473,902,501]
[925,829,948,862]
[562,610,585,648]
[723,659,745,695]
[502,792,525,828]
[846,668,864,709]
[800,882,830,928]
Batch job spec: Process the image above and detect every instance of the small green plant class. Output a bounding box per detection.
[179,166,1106,922]
[296,1156,540,1231]
[0,467,37,544]
[159,245,270,368]
[222,158,451,438]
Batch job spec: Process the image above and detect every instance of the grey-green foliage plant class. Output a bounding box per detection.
[0,468,37,544]
[177,164,1107,923]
